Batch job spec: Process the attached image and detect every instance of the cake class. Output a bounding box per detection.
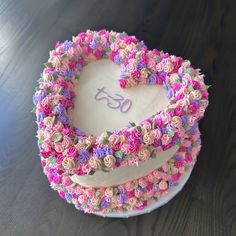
[33,29,209,217]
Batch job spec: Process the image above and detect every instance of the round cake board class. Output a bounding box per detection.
[93,164,195,218]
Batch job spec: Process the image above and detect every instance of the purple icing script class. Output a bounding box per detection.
[94,87,132,113]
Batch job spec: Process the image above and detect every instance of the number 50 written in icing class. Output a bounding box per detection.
[94,87,132,113]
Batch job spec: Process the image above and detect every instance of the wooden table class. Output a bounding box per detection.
[0,0,235,235]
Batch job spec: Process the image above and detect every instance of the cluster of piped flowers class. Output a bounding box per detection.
[49,126,201,213]
[33,29,209,214]
[33,29,209,177]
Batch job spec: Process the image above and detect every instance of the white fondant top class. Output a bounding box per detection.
[70,60,176,187]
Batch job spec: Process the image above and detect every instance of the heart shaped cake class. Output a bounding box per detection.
[33,29,209,217]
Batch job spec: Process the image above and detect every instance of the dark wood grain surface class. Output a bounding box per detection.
[0,0,236,235]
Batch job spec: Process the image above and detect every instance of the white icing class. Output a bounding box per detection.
[71,59,169,135]
[70,59,175,188]
[70,145,178,187]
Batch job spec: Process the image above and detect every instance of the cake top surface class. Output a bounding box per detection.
[33,29,209,177]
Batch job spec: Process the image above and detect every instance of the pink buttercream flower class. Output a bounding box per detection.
[127,59,137,74]
[121,144,129,154]
[62,176,73,186]
[61,135,72,149]
[78,194,88,204]
[119,79,126,88]
[53,121,64,131]
[54,142,64,153]
[152,129,161,139]
[138,178,147,188]
[161,163,169,172]
[125,182,134,191]
[147,58,156,71]
[161,134,171,145]
[108,134,120,145]
[42,141,51,152]
[110,42,119,52]
[189,103,198,114]
[156,62,164,72]
[141,120,152,131]
[131,70,141,78]
[134,188,142,198]
[174,159,183,168]
[67,146,78,158]
[127,190,135,198]
[175,106,184,116]
[147,174,155,182]
[172,173,181,181]
[160,111,171,125]
[146,190,154,198]
[153,170,162,179]
[61,128,72,136]
[130,128,141,140]
[185,153,193,164]
[135,201,146,210]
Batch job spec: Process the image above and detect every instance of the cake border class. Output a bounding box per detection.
[93,163,194,218]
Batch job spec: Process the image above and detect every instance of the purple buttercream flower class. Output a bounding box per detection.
[120,71,127,78]
[148,74,157,84]
[166,123,176,132]
[173,137,181,145]
[182,79,188,87]
[140,187,147,193]
[140,40,147,49]
[193,99,200,106]
[101,50,107,56]
[63,40,73,51]
[160,127,167,134]
[54,103,65,114]
[120,66,127,78]
[75,129,87,137]
[33,90,46,105]
[77,63,82,71]
[118,185,125,194]
[36,112,45,124]
[56,67,66,76]
[87,198,92,207]
[89,39,98,50]
[153,183,159,192]
[93,147,113,158]
[65,193,72,201]
[114,55,121,64]
[167,88,174,99]
[93,148,104,159]
[163,80,168,90]
[181,115,188,126]
[78,150,90,163]
[52,169,58,176]
[75,203,82,210]
[160,71,167,77]
[66,69,74,78]
[59,113,70,125]
[137,61,145,69]
[101,199,110,209]
[168,181,175,189]
[190,126,197,135]
[117,194,126,204]
[63,89,71,100]
[186,146,192,152]
[174,154,182,160]
[103,147,113,155]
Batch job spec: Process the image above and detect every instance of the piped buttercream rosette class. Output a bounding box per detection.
[33,29,209,214]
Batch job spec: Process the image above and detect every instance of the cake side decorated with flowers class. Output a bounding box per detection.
[33,29,209,216]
